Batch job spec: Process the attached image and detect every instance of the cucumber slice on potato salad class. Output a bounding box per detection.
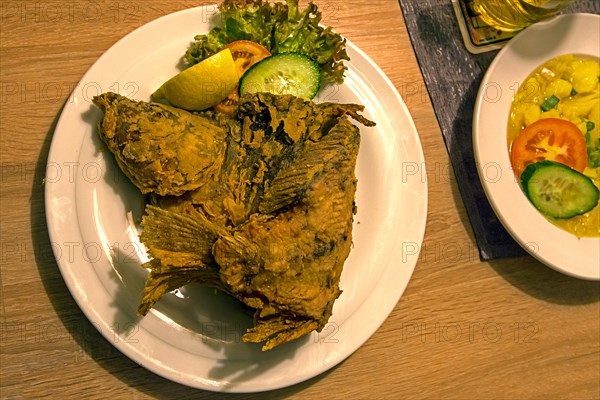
[521,160,599,219]
[240,53,321,99]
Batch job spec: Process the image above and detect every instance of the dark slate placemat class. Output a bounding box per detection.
[398,0,599,260]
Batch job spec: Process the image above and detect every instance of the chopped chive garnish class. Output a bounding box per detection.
[586,121,595,132]
[540,95,560,112]
[570,88,577,96]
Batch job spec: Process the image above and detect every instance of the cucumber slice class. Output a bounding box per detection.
[521,160,599,219]
[239,53,321,99]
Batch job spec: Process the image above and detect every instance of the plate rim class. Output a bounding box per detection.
[44,5,428,392]
[473,13,600,281]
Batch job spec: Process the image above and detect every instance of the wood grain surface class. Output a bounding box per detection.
[1,1,598,399]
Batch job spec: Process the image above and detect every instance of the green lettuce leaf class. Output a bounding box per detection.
[184,0,348,84]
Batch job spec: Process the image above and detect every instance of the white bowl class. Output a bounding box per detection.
[473,13,600,280]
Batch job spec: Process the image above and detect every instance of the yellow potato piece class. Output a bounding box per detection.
[571,60,600,94]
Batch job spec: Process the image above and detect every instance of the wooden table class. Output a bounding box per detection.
[1,1,598,398]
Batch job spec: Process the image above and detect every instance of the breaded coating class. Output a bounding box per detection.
[94,92,374,350]
[93,92,227,196]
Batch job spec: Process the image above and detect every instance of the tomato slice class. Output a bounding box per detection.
[510,118,588,177]
[214,40,271,115]
[222,40,271,77]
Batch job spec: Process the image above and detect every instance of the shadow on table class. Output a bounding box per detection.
[489,257,600,305]
[31,101,337,399]
[447,157,599,306]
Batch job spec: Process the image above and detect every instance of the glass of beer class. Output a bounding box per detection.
[472,0,575,31]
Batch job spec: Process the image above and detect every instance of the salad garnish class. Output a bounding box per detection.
[185,0,349,85]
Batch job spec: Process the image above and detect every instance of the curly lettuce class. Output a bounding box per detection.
[184,0,349,84]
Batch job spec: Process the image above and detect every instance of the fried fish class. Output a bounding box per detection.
[92,92,374,350]
[94,92,227,196]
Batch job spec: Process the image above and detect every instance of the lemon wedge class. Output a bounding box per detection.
[152,48,238,111]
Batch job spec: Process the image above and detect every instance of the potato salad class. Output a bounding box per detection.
[508,55,600,237]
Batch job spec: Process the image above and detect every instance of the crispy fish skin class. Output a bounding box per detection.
[213,117,360,350]
[93,92,374,350]
[93,92,227,196]
[136,206,229,316]
[148,92,374,226]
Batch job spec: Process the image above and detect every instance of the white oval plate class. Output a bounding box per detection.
[45,6,427,392]
[473,13,600,281]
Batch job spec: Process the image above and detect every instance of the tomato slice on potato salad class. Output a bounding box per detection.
[510,118,588,177]
[214,40,271,114]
